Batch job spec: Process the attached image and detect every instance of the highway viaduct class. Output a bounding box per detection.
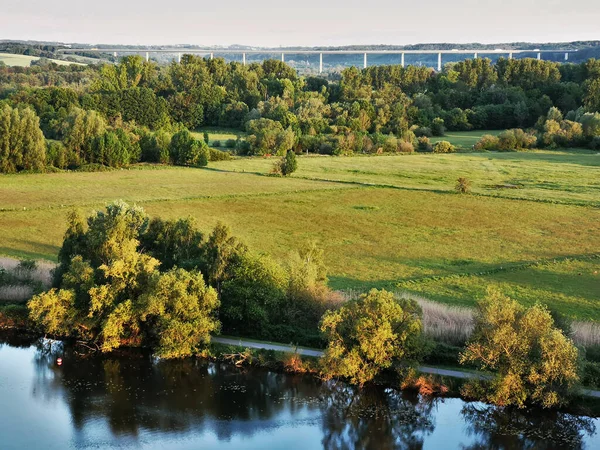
[58,48,578,72]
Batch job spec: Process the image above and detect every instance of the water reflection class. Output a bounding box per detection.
[461,403,596,450]
[0,332,598,450]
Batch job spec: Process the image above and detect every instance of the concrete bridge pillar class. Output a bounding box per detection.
[509,52,513,59]
[363,52,367,69]
[565,52,569,61]
[281,53,285,62]
[537,52,541,60]
[437,52,442,71]
[319,53,323,73]
[177,53,181,63]
[401,52,405,67]
[474,52,478,59]
[210,53,214,60]
[113,51,117,58]
[242,53,246,66]
[145,52,149,62]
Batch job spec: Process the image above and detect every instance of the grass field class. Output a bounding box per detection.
[0,52,84,67]
[430,130,502,148]
[191,127,246,147]
[0,151,598,320]
[210,150,600,206]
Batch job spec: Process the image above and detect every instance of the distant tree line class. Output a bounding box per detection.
[2,55,600,172]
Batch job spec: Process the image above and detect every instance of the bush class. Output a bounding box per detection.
[431,118,445,136]
[212,140,221,148]
[225,139,237,149]
[398,141,415,153]
[203,132,209,144]
[209,148,233,161]
[456,177,471,194]
[273,150,298,176]
[582,361,600,388]
[474,134,500,151]
[417,136,433,153]
[433,141,455,153]
[414,126,432,137]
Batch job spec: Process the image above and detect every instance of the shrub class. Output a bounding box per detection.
[209,148,232,161]
[417,136,433,153]
[212,140,221,147]
[225,139,237,149]
[414,126,432,137]
[203,131,209,144]
[582,361,600,388]
[433,141,455,153]
[474,134,500,151]
[456,177,471,194]
[398,140,414,153]
[431,117,445,136]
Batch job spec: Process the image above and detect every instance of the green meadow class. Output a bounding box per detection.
[0,150,598,319]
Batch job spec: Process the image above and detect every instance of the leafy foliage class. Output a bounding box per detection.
[320,289,424,385]
[460,289,579,408]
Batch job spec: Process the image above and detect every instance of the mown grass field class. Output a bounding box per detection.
[210,150,600,206]
[0,150,598,320]
[0,52,83,67]
[430,130,502,148]
[191,127,246,147]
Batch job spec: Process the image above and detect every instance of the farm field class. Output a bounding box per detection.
[1,152,599,320]
[0,52,83,67]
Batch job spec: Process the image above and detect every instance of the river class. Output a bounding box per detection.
[0,332,599,449]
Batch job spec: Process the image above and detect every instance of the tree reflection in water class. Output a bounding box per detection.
[319,381,435,450]
[461,403,596,450]
[2,333,596,450]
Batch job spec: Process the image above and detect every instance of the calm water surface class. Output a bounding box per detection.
[1,333,599,450]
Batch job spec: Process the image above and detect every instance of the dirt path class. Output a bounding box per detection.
[211,336,600,398]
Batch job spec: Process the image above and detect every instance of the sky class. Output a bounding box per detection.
[2,0,599,47]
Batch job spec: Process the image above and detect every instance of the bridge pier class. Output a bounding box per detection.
[177,53,181,63]
[242,53,246,66]
[474,52,478,59]
[565,52,569,61]
[145,52,149,62]
[363,52,367,69]
[210,53,214,60]
[113,51,117,58]
[509,52,513,59]
[282,53,285,62]
[401,52,405,67]
[437,52,442,71]
[537,52,541,60]
[319,53,323,73]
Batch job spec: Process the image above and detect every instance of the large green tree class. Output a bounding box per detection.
[0,104,46,173]
[320,289,423,385]
[460,289,579,408]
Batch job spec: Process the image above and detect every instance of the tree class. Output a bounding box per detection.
[140,268,220,358]
[320,289,423,385]
[61,107,106,163]
[277,150,297,176]
[460,289,579,408]
[28,201,220,358]
[0,104,46,173]
[456,177,471,194]
[169,129,209,167]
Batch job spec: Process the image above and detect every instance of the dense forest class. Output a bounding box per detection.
[1,54,600,172]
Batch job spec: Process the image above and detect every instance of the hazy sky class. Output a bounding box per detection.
[2,0,599,46]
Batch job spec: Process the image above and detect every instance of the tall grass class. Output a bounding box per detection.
[572,321,600,348]
[0,285,34,303]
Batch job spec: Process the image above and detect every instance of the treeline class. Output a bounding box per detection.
[2,55,600,172]
[29,202,338,354]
